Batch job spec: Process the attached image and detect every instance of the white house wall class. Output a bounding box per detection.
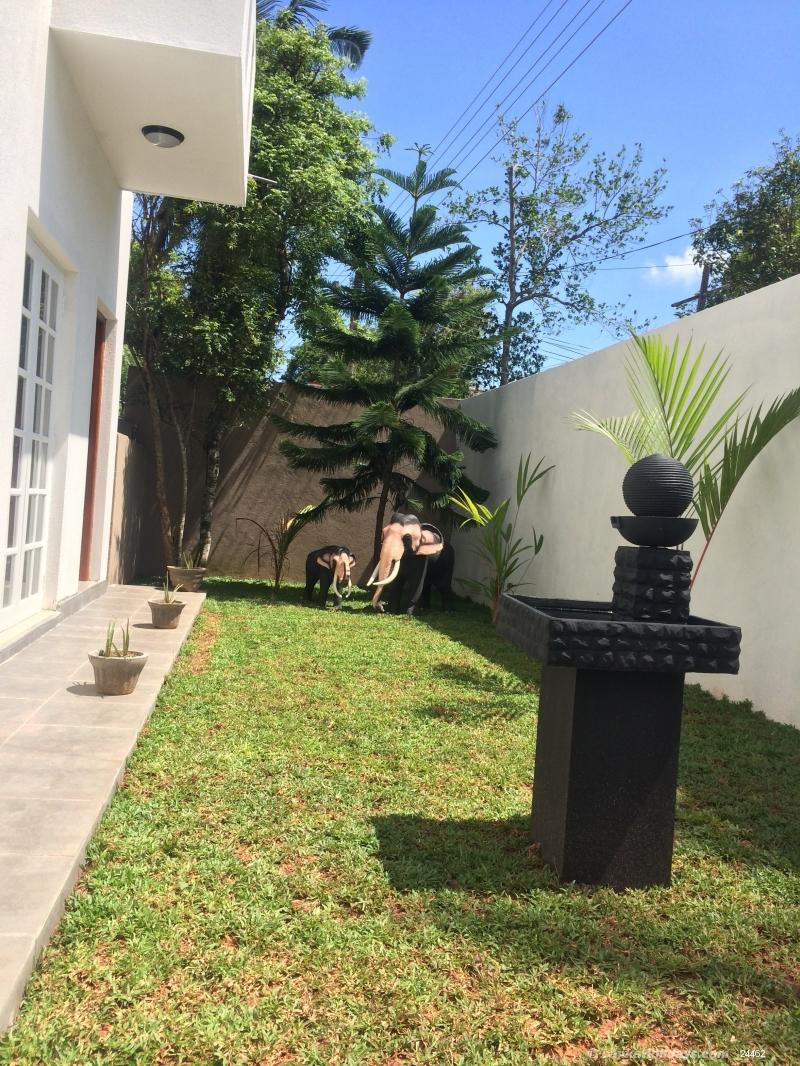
[456,275,800,729]
[0,3,130,617]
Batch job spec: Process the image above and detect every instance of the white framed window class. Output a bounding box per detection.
[2,241,62,626]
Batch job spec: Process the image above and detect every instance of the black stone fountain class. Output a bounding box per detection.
[496,454,741,890]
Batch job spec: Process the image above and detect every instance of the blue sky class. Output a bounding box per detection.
[322,0,800,369]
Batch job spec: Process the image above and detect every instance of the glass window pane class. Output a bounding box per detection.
[25,496,37,544]
[35,495,45,541]
[30,441,39,489]
[21,549,32,598]
[37,443,47,489]
[46,334,55,383]
[3,556,14,607]
[7,497,18,548]
[49,280,58,329]
[14,377,25,430]
[42,389,51,436]
[22,255,33,310]
[36,327,45,378]
[32,384,42,434]
[11,436,22,489]
[39,271,49,322]
[19,315,29,369]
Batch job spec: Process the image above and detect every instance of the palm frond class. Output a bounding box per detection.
[695,388,800,541]
[327,26,372,65]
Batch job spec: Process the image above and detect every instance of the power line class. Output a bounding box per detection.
[385,0,573,215]
[456,0,636,188]
[443,0,609,177]
[433,0,576,171]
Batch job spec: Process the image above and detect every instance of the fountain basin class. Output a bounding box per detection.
[496,594,741,674]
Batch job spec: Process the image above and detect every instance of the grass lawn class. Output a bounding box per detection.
[1,580,799,1065]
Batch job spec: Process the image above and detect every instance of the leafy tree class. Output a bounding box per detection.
[572,333,800,585]
[256,0,371,66]
[125,17,375,567]
[450,104,669,387]
[276,151,498,558]
[691,134,800,308]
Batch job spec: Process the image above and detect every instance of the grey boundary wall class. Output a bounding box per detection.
[455,274,800,730]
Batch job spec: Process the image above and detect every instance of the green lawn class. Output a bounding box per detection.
[2,581,799,1065]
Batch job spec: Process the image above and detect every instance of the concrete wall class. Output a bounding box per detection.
[112,375,457,585]
[456,275,800,729]
[107,432,150,585]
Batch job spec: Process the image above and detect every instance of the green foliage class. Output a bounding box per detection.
[162,578,183,604]
[450,453,553,621]
[573,332,800,582]
[691,134,800,308]
[279,151,499,552]
[450,104,669,386]
[256,0,372,66]
[102,619,132,658]
[572,333,747,475]
[236,504,320,589]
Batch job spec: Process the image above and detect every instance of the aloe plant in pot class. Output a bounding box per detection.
[148,579,186,629]
[88,620,148,696]
[167,550,206,592]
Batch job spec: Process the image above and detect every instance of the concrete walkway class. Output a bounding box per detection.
[0,583,205,1030]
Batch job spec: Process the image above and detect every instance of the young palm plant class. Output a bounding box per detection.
[450,454,553,622]
[573,333,800,584]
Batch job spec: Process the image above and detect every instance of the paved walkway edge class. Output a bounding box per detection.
[0,584,206,1031]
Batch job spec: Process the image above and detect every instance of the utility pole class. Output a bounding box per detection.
[500,162,517,388]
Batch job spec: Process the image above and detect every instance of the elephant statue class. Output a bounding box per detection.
[304,546,355,609]
[366,513,446,614]
[385,541,455,615]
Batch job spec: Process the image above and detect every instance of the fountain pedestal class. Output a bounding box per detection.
[533,666,683,889]
[496,590,740,890]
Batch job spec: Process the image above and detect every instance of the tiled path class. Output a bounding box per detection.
[0,583,205,1030]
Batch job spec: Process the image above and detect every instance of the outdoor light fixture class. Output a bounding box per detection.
[141,125,185,148]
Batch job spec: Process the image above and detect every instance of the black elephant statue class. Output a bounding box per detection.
[386,541,455,615]
[304,546,355,609]
[366,513,453,614]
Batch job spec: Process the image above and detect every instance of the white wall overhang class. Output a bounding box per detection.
[50,0,256,206]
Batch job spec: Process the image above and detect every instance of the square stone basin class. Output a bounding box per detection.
[496,595,741,675]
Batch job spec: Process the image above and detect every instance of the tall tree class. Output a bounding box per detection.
[276,151,498,558]
[450,104,669,387]
[124,16,375,567]
[256,0,371,66]
[691,134,800,308]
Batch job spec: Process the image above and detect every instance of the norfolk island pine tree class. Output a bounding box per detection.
[275,150,499,561]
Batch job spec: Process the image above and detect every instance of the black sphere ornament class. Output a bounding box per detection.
[622,454,694,517]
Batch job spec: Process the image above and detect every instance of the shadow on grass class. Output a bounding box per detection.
[418,602,541,689]
[371,817,799,1018]
[373,813,549,895]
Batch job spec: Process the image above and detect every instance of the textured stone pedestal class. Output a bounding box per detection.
[612,546,692,622]
[532,665,684,889]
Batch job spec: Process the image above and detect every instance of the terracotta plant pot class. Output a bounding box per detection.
[167,565,206,592]
[622,453,694,517]
[148,599,186,629]
[88,651,148,696]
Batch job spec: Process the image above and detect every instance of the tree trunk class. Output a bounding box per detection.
[196,411,225,568]
[140,359,177,567]
[500,163,517,388]
[161,375,191,563]
[373,473,392,561]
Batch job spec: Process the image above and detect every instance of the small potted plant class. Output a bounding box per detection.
[88,620,148,696]
[167,550,207,592]
[148,578,186,629]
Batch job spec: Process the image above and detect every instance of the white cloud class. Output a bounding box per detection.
[645,245,702,285]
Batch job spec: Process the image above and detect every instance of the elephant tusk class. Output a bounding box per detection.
[331,572,339,596]
[372,559,401,587]
[365,563,381,587]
